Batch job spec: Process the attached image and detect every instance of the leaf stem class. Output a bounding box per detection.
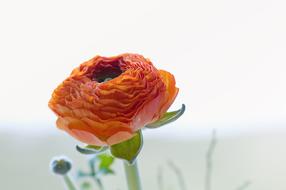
[124,160,142,190]
[63,175,77,190]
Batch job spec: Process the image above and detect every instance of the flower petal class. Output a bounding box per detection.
[56,117,107,146]
[157,70,179,117]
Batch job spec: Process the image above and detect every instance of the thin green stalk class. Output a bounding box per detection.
[124,161,142,190]
[63,175,77,190]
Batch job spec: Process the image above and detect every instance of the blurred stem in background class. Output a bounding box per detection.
[168,161,186,190]
[63,175,77,190]
[88,156,104,190]
[204,130,251,190]
[77,153,115,190]
[205,129,217,190]
[124,161,142,190]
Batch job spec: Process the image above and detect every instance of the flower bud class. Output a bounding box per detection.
[50,156,72,175]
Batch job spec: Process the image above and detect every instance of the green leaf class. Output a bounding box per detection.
[110,131,143,164]
[145,104,186,129]
[76,145,107,155]
[98,154,115,175]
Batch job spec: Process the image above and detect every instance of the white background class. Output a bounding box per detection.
[0,0,285,137]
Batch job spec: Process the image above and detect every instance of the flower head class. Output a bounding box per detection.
[49,53,178,146]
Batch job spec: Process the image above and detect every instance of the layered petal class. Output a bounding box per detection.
[48,53,178,146]
[157,70,179,118]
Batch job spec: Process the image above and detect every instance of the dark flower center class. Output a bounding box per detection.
[92,60,123,83]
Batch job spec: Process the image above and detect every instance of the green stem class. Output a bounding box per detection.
[124,161,142,190]
[63,175,77,190]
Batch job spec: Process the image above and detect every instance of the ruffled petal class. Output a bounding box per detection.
[49,53,178,145]
[157,70,179,117]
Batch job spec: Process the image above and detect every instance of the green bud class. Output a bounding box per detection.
[50,156,72,175]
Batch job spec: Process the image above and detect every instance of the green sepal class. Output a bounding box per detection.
[76,144,107,155]
[110,131,143,164]
[145,104,186,129]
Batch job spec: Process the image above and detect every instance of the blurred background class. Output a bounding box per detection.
[0,0,286,189]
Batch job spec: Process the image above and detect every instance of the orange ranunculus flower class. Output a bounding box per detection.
[49,53,178,146]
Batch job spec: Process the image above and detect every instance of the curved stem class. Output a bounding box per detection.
[63,175,77,190]
[124,161,142,190]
